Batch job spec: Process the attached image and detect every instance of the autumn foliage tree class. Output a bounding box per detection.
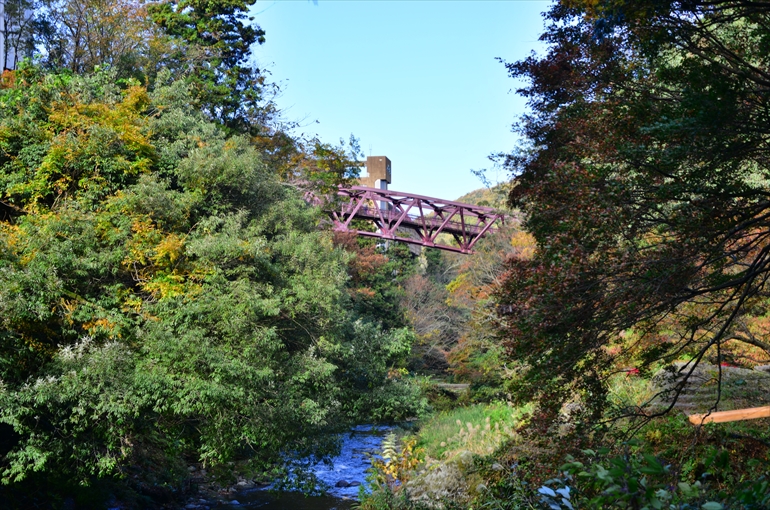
[29,0,274,136]
[448,225,533,397]
[0,1,425,505]
[497,0,770,424]
[0,48,421,510]
[36,0,156,78]
[0,66,335,485]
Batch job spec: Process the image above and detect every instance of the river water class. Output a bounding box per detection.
[201,425,390,509]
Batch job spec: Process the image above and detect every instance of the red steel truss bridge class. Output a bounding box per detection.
[328,186,506,254]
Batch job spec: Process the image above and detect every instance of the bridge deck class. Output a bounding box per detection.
[329,186,506,254]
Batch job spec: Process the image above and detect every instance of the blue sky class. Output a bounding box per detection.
[251,0,549,201]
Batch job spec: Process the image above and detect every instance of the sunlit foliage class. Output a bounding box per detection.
[0,66,422,495]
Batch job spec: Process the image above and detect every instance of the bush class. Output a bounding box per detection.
[0,67,426,504]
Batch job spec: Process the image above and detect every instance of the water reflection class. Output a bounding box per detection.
[216,425,390,509]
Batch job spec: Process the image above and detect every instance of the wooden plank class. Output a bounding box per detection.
[688,406,770,425]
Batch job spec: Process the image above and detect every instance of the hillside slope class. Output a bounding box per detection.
[456,184,510,209]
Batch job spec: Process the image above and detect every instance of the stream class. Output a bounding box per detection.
[186,425,391,510]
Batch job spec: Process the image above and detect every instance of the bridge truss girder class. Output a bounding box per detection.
[329,186,505,254]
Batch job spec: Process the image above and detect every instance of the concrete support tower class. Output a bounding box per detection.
[360,156,391,190]
[359,156,392,211]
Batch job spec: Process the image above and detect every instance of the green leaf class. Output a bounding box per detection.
[640,454,665,475]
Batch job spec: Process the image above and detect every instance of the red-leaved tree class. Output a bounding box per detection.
[497,0,770,426]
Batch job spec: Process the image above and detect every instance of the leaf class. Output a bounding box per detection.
[640,454,665,475]
[678,482,698,498]
[595,465,612,482]
[538,486,557,497]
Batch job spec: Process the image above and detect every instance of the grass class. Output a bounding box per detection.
[607,372,658,410]
[364,375,770,510]
[416,402,531,461]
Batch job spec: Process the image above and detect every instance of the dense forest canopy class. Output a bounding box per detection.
[8,0,770,507]
[0,0,432,504]
[498,0,770,423]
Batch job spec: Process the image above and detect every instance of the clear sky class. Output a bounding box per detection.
[250,0,549,201]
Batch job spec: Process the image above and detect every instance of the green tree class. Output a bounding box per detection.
[19,0,362,191]
[148,0,266,132]
[0,67,421,502]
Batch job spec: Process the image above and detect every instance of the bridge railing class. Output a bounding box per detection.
[329,186,507,254]
[349,204,494,235]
